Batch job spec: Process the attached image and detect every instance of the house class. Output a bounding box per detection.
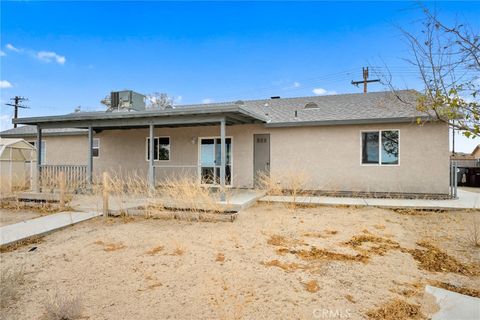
[451,145,480,187]
[0,90,450,196]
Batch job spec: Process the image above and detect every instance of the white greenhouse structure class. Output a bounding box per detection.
[0,138,36,194]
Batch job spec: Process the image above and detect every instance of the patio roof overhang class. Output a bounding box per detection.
[13,105,269,130]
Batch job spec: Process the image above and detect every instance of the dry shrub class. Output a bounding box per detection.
[256,171,282,196]
[295,246,368,263]
[0,236,44,253]
[428,280,480,298]
[407,240,480,276]
[157,175,225,214]
[146,246,164,256]
[0,266,25,308]
[282,168,310,210]
[303,280,319,293]
[43,295,82,320]
[216,253,225,262]
[170,243,186,256]
[466,214,480,247]
[262,259,302,272]
[345,234,401,256]
[366,299,425,320]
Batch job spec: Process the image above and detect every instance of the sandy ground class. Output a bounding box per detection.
[1,203,479,320]
[0,210,42,227]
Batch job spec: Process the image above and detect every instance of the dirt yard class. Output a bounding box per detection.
[0,210,42,227]
[1,203,479,320]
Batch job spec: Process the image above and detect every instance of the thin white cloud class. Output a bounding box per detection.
[293,81,301,88]
[312,88,337,96]
[0,50,5,57]
[6,43,21,52]
[37,51,66,65]
[201,98,214,104]
[0,80,13,89]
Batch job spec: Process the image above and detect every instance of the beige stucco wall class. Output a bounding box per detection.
[92,121,449,194]
[24,135,88,165]
[11,120,449,194]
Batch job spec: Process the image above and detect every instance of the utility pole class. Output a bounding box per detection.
[351,67,380,94]
[5,96,29,128]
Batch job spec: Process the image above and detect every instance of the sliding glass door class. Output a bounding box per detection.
[199,137,232,186]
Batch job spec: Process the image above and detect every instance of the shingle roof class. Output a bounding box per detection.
[6,90,426,132]
[0,125,87,137]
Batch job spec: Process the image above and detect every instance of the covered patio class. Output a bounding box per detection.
[14,105,268,200]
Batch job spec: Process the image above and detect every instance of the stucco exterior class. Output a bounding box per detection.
[4,120,449,194]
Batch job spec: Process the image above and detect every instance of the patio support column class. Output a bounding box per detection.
[148,123,155,189]
[36,126,42,192]
[87,126,93,189]
[220,118,226,201]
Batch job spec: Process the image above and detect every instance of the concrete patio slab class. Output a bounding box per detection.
[0,211,101,247]
[426,285,480,320]
[260,189,480,210]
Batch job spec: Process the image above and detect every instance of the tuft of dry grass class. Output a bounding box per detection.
[344,234,401,256]
[170,244,186,256]
[0,200,74,215]
[216,253,225,262]
[366,299,425,320]
[262,259,302,272]
[0,266,25,308]
[466,214,480,247]
[93,240,126,252]
[145,246,164,256]
[267,234,305,247]
[147,282,162,290]
[303,280,319,293]
[43,295,82,320]
[295,246,368,263]
[428,280,480,298]
[345,294,356,303]
[407,240,480,276]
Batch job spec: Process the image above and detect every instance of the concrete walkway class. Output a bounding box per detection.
[0,211,101,247]
[260,189,480,210]
[426,285,480,320]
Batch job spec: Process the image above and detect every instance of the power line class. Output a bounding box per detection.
[5,96,29,128]
[351,67,380,94]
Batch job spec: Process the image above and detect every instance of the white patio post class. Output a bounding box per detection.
[220,118,226,201]
[36,126,42,192]
[87,126,93,189]
[148,123,155,189]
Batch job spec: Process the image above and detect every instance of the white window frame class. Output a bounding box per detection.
[197,136,234,187]
[93,138,100,158]
[145,136,171,162]
[360,129,400,166]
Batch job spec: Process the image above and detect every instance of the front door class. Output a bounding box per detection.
[199,137,232,186]
[254,134,270,187]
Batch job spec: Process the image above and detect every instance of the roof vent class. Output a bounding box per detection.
[270,96,280,99]
[304,102,319,109]
[235,100,244,105]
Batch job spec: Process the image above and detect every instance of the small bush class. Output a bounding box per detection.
[43,295,82,320]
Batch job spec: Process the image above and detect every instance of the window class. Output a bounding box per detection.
[146,137,170,161]
[361,130,399,165]
[93,138,100,157]
[29,141,46,164]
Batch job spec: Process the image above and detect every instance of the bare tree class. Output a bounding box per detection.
[383,8,479,137]
[146,92,174,109]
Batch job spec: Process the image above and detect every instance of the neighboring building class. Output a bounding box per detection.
[0,90,450,196]
[451,144,480,187]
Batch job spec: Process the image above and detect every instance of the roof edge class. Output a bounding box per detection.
[264,116,434,128]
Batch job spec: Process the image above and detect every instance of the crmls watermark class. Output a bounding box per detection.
[313,308,352,319]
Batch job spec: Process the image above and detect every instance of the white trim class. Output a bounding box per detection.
[93,138,100,158]
[145,136,171,162]
[360,129,400,166]
[198,136,234,187]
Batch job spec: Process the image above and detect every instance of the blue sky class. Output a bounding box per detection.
[1,1,479,151]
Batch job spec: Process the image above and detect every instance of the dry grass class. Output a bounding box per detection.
[145,246,164,256]
[43,295,82,320]
[407,240,480,276]
[295,246,368,263]
[93,240,126,252]
[0,235,44,253]
[344,234,401,256]
[0,200,74,215]
[428,280,480,298]
[266,234,305,247]
[345,294,356,303]
[0,266,26,308]
[303,280,319,293]
[147,282,163,290]
[170,243,186,256]
[466,214,480,247]
[366,299,426,320]
[262,259,302,272]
